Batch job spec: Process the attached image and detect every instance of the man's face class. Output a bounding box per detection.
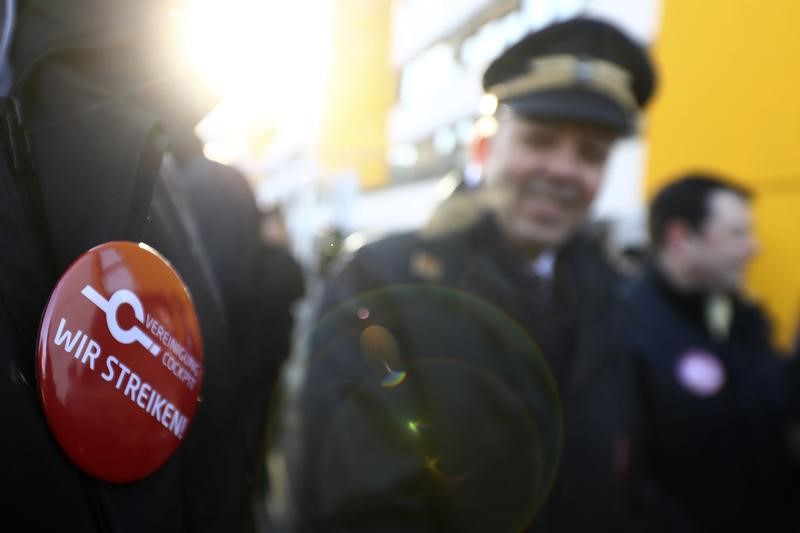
[687,190,759,291]
[484,111,617,251]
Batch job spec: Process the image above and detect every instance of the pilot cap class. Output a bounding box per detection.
[482,18,656,133]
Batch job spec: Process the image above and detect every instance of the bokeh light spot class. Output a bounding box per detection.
[381,365,407,388]
[360,324,400,369]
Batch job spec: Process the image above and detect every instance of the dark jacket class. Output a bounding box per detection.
[181,148,307,516]
[297,214,632,532]
[0,2,247,531]
[624,265,794,532]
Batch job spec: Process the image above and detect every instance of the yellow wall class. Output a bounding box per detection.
[646,0,800,349]
[317,0,394,189]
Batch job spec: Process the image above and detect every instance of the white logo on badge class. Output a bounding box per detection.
[675,349,726,397]
[81,285,161,356]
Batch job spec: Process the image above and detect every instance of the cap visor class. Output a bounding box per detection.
[505,88,632,134]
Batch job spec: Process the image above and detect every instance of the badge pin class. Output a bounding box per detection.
[675,349,726,397]
[37,242,204,482]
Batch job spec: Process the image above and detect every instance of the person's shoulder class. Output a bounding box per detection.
[332,230,419,287]
[358,230,418,257]
[341,221,480,287]
[734,295,775,339]
[348,230,416,267]
[736,295,769,320]
[316,231,420,315]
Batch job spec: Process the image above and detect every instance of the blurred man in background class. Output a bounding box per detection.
[624,174,795,532]
[296,17,656,532]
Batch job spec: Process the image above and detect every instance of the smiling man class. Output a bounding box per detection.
[296,18,656,532]
[485,110,618,255]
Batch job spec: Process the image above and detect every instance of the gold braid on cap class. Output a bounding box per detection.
[487,54,637,113]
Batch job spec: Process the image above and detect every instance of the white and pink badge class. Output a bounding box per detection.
[675,349,726,397]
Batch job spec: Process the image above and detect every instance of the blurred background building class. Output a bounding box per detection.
[183,0,800,346]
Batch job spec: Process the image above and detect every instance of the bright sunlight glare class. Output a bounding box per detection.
[178,0,334,163]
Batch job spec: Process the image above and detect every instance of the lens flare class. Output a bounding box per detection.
[381,362,407,388]
[300,284,563,531]
[424,455,468,485]
[360,324,400,369]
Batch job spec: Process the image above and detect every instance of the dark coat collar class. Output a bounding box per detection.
[416,212,625,397]
[645,263,736,329]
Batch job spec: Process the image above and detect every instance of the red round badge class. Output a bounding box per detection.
[37,241,204,482]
